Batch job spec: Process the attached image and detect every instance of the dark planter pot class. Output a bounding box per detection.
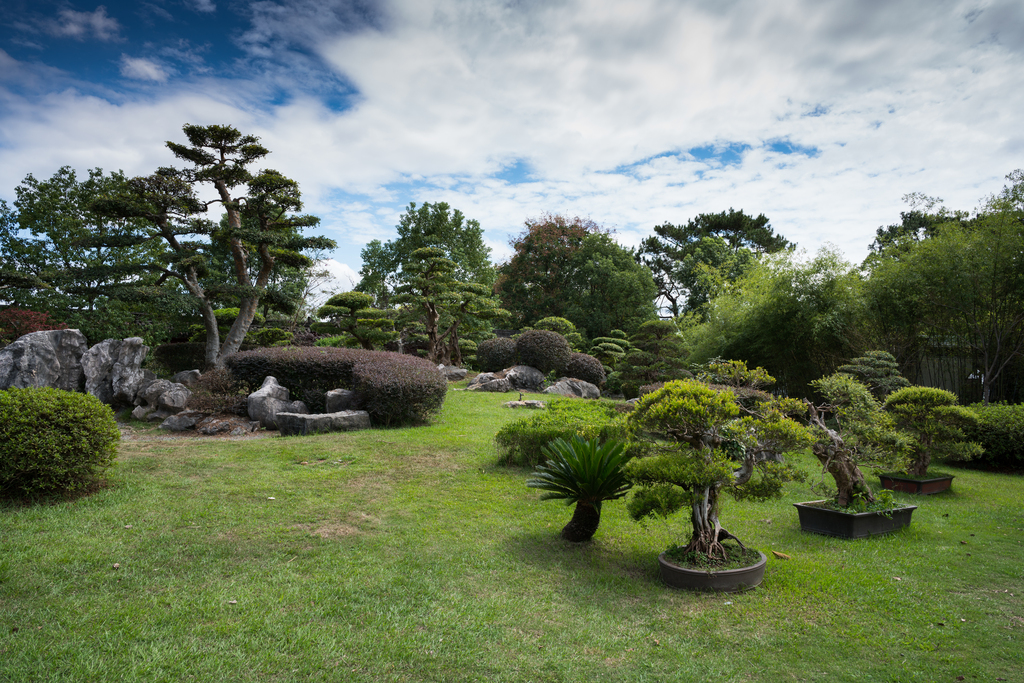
[879,474,954,495]
[794,501,917,539]
[657,550,767,592]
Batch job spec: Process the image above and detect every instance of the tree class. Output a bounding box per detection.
[496,215,658,338]
[313,291,396,350]
[0,167,183,344]
[357,202,493,307]
[637,209,792,318]
[884,386,982,477]
[615,319,691,398]
[92,124,334,368]
[836,350,910,400]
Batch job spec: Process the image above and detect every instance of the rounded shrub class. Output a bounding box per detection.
[515,330,571,375]
[226,347,448,426]
[495,399,627,467]
[476,337,516,372]
[0,388,120,498]
[564,352,606,387]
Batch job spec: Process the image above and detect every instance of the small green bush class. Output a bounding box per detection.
[477,337,516,372]
[250,328,294,347]
[563,352,606,387]
[0,388,120,498]
[963,402,1024,468]
[226,347,447,426]
[494,399,626,467]
[515,330,571,375]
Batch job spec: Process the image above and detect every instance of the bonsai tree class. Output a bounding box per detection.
[837,350,910,400]
[616,319,692,399]
[884,386,982,477]
[805,373,908,508]
[623,378,810,562]
[526,436,632,542]
[313,291,397,350]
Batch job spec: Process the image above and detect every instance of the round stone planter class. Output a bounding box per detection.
[657,550,767,592]
[794,500,917,539]
[879,473,954,495]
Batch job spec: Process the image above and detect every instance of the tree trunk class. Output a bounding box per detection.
[685,484,730,559]
[560,502,601,542]
[811,443,873,507]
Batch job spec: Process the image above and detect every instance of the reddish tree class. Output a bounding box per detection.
[0,308,68,343]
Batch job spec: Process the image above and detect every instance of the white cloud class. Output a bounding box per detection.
[190,0,217,13]
[119,55,170,82]
[44,6,122,42]
[2,0,1023,272]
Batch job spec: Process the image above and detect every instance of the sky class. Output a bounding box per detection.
[2,0,1022,294]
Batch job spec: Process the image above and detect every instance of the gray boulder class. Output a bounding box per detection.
[82,337,150,405]
[159,410,206,432]
[247,376,308,429]
[466,372,513,393]
[505,365,545,392]
[0,329,89,392]
[438,365,469,382]
[277,410,372,437]
[542,378,601,400]
[133,379,192,418]
[171,369,202,388]
[325,388,362,412]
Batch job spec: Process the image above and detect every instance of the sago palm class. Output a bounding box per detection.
[526,436,632,542]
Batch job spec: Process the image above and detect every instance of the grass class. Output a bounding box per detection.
[2,387,1022,682]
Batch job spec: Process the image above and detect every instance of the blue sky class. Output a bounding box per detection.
[2,0,1023,294]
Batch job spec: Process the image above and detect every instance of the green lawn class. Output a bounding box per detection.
[1,389,1022,682]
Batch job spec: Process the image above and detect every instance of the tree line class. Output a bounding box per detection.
[1,123,1021,403]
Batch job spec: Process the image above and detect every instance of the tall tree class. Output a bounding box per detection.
[357,202,493,307]
[637,209,792,318]
[92,124,334,368]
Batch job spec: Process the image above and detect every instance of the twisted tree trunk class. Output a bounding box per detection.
[561,502,601,542]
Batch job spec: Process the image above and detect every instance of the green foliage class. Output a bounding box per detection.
[152,342,210,375]
[249,327,293,347]
[515,329,572,375]
[527,437,631,510]
[962,402,1024,467]
[534,317,586,351]
[313,291,397,351]
[494,399,626,467]
[563,352,606,387]
[838,350,910,400]
[476,337,517,372]
[225,346,447,425]
[884,386,982,476]
[588,338,628,371]
[616,320,691,399]
[0,388,119,498]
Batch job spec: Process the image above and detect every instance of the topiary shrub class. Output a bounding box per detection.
[476,337,517,372]
[564,352,606,387]
[225,346,447,426]
[884,386,981,476]
[534,317,586,351]
[0,388,119,498]
[838,350,910,400]
[962,402,1024,469]
[495,399,626,467]
[515,330,571,375]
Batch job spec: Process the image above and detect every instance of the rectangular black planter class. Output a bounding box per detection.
[794,501,917,539]
[879,474,954,495]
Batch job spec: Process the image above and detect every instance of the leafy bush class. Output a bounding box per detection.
[963,403,1024,468]
[226,346,447,426]
[250,328,294,347]
[563,352,606,387]
[0,388,119,497]
[476,337,516,372]
[884,386,981,476]
[0,308,68,345]
[185,368,246,414]
[515,330,571,375]
[838,351,910,400]
[534,317,586,351]
[494,399,626,467]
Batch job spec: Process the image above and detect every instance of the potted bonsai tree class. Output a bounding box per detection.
[879,386,982,494]
[798,373,916,538]
[623,372,811,591]
[526,436,632,542]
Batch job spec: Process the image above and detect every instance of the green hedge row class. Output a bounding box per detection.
[964,402,1024,468]
[494,399,627,467]
[225,347,447,426]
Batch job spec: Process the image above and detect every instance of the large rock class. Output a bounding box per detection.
[505,365,545,392]
[466,372,513,393]
[247,376,308,429]
[171,369,202,388]
[0,329,89,392]
[438,365,469,382]
[133,378,192,419]
[277,410,372,437]
[542,378,601,399]
[325,388,362,412]
[82,337,150,405]
[159,410,207,432]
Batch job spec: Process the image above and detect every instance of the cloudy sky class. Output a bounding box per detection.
[2,0,1022,285]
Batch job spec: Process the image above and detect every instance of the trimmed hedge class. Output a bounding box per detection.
[963,402,1024,468]
[225,347,447,426]
[515,330,571,375]
[0,388,119,497]
[494,399,626,467]
[477,337,516,372]
[564,352,606,387]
